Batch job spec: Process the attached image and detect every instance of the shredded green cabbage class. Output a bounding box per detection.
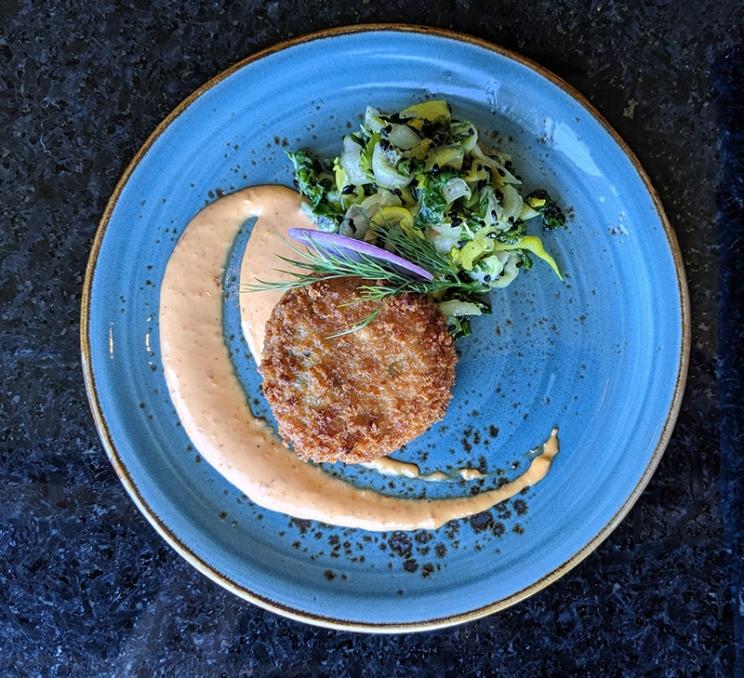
[288,99,567,337]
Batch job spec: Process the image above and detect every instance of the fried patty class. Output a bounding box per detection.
[260,277,457,463]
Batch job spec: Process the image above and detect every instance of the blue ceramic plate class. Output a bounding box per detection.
[82,26,689,631]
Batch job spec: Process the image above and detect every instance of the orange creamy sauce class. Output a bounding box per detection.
[159,185,559,530]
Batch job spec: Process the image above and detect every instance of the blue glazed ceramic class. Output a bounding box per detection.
[81,26,689,631]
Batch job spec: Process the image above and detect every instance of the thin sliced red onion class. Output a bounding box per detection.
[288,228,433,281]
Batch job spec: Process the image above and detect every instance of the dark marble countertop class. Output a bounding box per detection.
[2,1,742,674]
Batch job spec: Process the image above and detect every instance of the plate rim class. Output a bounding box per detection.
[80,23,691,633]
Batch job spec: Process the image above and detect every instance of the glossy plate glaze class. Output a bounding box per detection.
[81,26,689,631]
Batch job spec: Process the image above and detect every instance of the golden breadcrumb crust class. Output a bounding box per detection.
[260,277,457,463]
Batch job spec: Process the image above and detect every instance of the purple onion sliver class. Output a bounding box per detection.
[287,228,433,281]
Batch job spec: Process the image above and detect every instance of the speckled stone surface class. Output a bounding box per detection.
[1,1,742,675]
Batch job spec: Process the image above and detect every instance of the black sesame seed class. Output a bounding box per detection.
[483,274,492,282]
[342,184,355,195]
[497,168,506,177]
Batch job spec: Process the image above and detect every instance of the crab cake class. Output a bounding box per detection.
[260,276,457,463]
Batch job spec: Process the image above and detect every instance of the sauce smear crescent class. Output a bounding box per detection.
[159,185,560,531]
